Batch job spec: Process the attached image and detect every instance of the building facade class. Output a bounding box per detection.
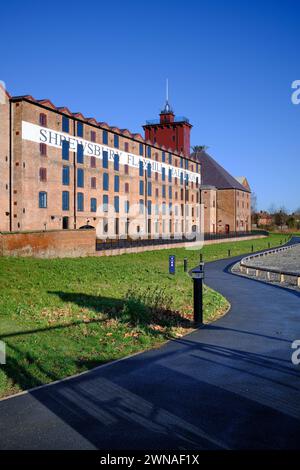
[191,151,251,233]
[0,87,201,240]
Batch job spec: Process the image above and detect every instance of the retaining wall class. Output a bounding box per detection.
[0,230,96,258]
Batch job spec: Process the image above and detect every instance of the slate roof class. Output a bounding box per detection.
[191,151,250,192]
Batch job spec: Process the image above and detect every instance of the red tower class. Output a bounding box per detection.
[143,98,192,157]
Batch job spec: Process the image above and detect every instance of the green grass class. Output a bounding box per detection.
[0,232,288,398]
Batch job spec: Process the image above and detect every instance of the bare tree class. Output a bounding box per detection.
[191,145,209,153]
[251,192,257,213]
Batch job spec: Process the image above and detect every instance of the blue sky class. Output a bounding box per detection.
[1,0,299,212]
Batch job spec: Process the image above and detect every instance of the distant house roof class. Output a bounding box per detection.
[191,151,250,193]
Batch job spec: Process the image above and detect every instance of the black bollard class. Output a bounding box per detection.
[191,263,204,326]
[228,249,231,257]
[200,253,203,263]
[184,258,188,273]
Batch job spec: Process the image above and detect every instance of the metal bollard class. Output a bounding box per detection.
[228,249,231,257]
[184,258,188,273]
[191,262,205,326]
[200,253,203,263]
[251,245,254,252]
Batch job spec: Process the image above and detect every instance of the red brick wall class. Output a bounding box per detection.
[0,229,96,258]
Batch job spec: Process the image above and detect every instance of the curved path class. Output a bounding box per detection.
[1,239,300,450]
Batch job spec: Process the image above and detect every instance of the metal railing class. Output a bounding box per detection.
[95,230,268,251]
[145,116,190,125]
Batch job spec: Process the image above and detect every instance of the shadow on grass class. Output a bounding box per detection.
[0,291,192,397]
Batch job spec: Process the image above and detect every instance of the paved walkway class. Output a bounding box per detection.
[1,239,300,450]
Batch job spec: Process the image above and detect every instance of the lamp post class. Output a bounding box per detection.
[191,262,205,326]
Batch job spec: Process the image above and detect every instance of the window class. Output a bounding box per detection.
[103,217,108,233]
[162,202,166,215]
[162,185,166,198]
[139,200,144,214]
[39,113,47,127]
[180,172,184,185]
[147,163,151,178]
[77,168,84,187]
[102,150,108,168]
[91,198,97,212]
[39,167,47,182]
[77,121,83,137]
[77,192,84,211]
[91,130,96,142]
[114,134,119,148]
[103,173,109,191]
[125,200,129,214]
[147,200,152,215]
[162,167,165,181]
[62,191,69,211]
[162,151,165,163]
[139,180,144,196]
[147,146,151,158]
[139,143,143,156]
[169,203,172,215]
[91,177,96,189]
[62,116,69,133]
[77,143,84,164]
[155,172,158,182]
[124,142,129,152]
[155,187,159,198]
[114,175,119,192]
[114,154,119,171]
[40,143,47,156]
[124,164,129,175]
[155,203,159,216]
[168,153,172,164]
[103,130,108,145]
[180,157,183,168]
[39,191,47,208]
[62,140,69,160]
[125,182,129,193]
[169,186,172,199]
[114,196,119,213]
[91,156,96,168]
[168,168,172,182]
[185,159,189,170]
[115,218,119,235]
[99,195,108,216]
[139,160,144,176]
[147,181,152,197]
[62,165,70,185]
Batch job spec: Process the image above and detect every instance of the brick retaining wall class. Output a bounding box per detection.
[0,230,96,258]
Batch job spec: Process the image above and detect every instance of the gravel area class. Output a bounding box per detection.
[245,244,300,274]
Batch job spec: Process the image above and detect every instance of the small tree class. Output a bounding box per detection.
[274,209,288,231]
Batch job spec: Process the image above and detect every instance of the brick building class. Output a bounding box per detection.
[191,151,251,233]
[0,86,201,240]
[0,85,251,239]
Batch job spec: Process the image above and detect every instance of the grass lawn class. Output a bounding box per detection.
[0,232,288,398]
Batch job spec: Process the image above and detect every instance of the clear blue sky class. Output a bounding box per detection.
[1,0,299,212]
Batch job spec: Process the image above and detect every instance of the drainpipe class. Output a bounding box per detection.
[9,100,12,232]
